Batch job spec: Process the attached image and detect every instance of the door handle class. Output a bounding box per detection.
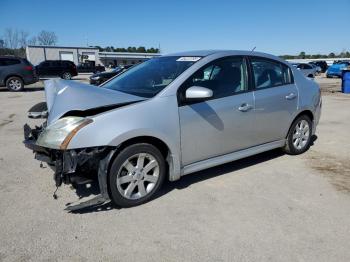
[238,103,253,112]
[285,93,297,100]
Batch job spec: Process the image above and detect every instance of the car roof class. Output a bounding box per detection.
[163,50,289,65]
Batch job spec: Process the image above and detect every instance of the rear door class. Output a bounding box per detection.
[51,61,63,77]
[37,61,51,77]
[249,57,297,145]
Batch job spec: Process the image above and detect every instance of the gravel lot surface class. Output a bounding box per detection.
[0,75,349,262]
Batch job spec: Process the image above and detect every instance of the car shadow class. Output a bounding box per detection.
[66,148,286,214]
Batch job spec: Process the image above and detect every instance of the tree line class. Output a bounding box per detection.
[0,28,58,57]
[0,28,160,58]
[92,46,160,53]
[280,51,350,60]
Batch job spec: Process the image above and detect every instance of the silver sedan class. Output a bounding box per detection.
[24,50,322,207]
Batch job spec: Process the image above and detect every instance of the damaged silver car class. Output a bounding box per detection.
[24,50,322,207]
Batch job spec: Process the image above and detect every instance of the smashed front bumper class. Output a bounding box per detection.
[23,123,114,200]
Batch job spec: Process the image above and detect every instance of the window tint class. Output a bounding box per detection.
[182,57,248,100]
[304,64,312,69]
[51,61,61,67]
[251,58,292,89]
[41,61,51,67]
[0,58,21,66]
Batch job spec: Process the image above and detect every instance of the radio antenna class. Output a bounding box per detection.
[251,46,256,53]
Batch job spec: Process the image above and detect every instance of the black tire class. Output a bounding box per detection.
[61,72,72,80]
[108,143,166,207]
[6,76,24,91]
[283,115,313,155]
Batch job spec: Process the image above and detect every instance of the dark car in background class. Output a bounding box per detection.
[77,62,105,73]
[36,60,78,80]
[89,64,133,85]
[310,61,328,73]
[0,56,38,91]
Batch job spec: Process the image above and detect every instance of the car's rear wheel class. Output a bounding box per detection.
[62,72,72,80]
[283,115,312,155]
[108,143,166,207]
[6,76,24,91]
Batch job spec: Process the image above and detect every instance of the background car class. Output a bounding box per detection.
[77,62,105,73]
[309,63,322,74]
[295,63,317,78]
[326,62,350,78]
[310,61,328,73]
[35,60,78,80]
[90,64,133,85]
[0,56,38,91]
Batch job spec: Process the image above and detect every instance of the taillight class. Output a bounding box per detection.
[24,66,33,71]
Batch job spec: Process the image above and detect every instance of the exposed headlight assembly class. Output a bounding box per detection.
[36,117,93,150]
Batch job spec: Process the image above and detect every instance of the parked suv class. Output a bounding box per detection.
[36,60,78,80]
[0,56,38,91]
[24,51,321,207]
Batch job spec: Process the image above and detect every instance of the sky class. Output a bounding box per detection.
[1,0,349,56]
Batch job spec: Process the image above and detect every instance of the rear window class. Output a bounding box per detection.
[62,61,74,67]
[0,58,21,66]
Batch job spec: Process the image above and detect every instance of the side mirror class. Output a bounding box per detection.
[185,86,213,101]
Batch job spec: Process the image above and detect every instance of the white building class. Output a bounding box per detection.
[26,45,161,66]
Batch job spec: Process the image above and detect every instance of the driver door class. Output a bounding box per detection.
[178,57,256,166]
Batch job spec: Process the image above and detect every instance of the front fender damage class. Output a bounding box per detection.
[24,123,116,204]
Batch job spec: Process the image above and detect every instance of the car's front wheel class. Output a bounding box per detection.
[6,76,24,91]
[283,115,312,155]
[108,143,166,207]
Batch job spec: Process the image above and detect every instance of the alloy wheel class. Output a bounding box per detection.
[63,72,71,79]
[292,119,310,150]
[8,79,22,90]
[116,153,160,200]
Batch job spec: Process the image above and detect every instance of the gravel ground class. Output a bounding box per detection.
[0,75,349,262]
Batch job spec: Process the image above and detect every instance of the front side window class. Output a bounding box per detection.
[103,56,199,98]
[180,57,248,100]
[251,58,292,89]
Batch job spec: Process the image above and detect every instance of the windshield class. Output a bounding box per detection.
[103,56,200,98]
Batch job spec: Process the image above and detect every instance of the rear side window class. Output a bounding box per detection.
[63,61,74,67]
[250,58,292,89]
[51,61,61,67]
[0,58,21,66]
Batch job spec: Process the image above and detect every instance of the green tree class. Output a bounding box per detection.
[298,51,306,59]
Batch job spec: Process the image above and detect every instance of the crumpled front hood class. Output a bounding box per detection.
[45,79,145,124]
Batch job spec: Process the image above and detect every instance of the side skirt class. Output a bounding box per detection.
[182,140,285,176]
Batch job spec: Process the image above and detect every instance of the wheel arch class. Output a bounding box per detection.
[5,74,24,84]
[286,109,314,138]
[108,135,181,182]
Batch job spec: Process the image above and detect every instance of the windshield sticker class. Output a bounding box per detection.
[176,57,201,62]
